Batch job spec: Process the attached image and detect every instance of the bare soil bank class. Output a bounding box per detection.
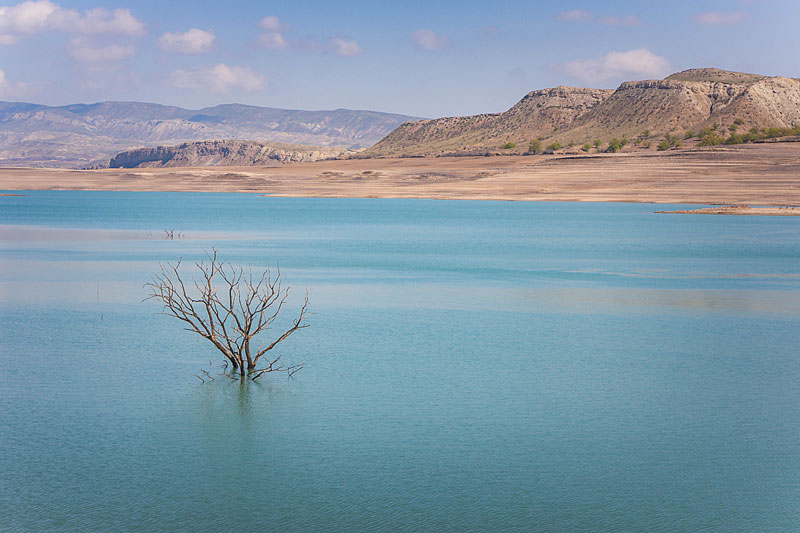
[657,206,800,215]
[1,144,799,207]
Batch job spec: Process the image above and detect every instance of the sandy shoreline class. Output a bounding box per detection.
[1,144,799,208]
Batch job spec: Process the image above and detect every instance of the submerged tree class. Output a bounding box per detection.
[146,249,309,379]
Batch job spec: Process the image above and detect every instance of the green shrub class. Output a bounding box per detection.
[657,134,682,151]
[606,138,625,153]
[640,140,651,149]
[734,118,744,125]
[502,141,517,149]
[546,142,562,151]
[728,125,738,133]
[582,143,591,152]
[593,139,602,148]
[683,130,696,139]
[528,139,542,154]
[640,129,650,138]
[725,133,745,145]
[698,131,724,146]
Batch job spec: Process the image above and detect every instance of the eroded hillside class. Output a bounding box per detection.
[367,68,800,156]
[110,140,352,168]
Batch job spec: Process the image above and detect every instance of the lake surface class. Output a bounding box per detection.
[1,191,799,531]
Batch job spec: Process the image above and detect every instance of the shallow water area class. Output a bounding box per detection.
[1,191,799,531]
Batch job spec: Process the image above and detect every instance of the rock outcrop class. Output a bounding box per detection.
[109,140,352,168]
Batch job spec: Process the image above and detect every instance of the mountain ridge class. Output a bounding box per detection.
[367,68,800,157]
[0,100,420,168]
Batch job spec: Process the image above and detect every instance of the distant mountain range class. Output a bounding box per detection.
[0,101,420,168]
[367,68,800,156]
[4,68,798,168]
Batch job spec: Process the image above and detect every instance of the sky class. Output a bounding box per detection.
[0,0,797,118]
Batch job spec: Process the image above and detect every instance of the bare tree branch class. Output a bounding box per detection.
[146,248,309,379]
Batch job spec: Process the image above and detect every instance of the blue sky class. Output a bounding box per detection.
[0,0,797,117]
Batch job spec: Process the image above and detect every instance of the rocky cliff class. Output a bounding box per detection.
[110,140,353,168]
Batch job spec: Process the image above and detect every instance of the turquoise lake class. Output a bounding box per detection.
[1,191,799,531]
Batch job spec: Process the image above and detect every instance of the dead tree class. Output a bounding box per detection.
[146,248,309,378]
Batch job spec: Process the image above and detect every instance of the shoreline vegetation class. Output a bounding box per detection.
[378,126,800,159]
[1,143,799,214]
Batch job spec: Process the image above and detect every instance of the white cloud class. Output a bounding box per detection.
[412,28,449,51]
[67,37,135,63]
[329,36,361,57]
[254,16,360,57]
[0,0,145,43]
[170,63,265,93]
[563,48,671,84]
[0,0,57,40]
[258,15,283,32]
[558,9,593,22]
[599,15,642,27]
[255,15,287,50]
[50,7,145,36]
[159,28,215,54]
[692,11,747,25]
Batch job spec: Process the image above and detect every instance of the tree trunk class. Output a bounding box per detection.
[244,340,255,370]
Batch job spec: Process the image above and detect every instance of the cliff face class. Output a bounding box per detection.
[712,77,800,129]
[109,140,353,168]
[369,68,800,156]
[558,79,752,141]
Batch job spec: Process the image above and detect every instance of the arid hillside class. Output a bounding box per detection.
[367,68,800,157]
[368,87,612,156]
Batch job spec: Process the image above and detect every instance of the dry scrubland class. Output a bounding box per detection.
[2,143,799,209]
